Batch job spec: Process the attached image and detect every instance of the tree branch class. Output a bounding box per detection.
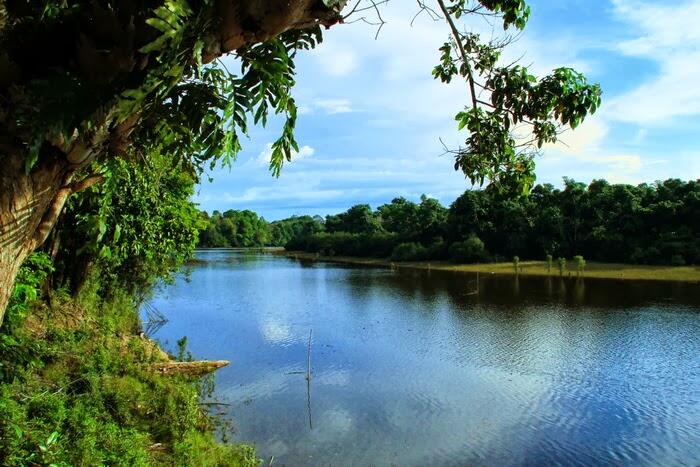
[436,0,478,110]
[30,186,72,251]
[69,174,105,194]
[29,172,105,250]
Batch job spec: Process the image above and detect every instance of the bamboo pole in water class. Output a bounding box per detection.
[305,329,312,381]
[306,329,313,430]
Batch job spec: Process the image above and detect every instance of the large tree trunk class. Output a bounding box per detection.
[0,149,73,323]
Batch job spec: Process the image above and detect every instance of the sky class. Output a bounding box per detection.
[195,0,700,220]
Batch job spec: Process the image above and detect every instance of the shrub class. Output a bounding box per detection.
[362,232,400,258]
[287,232,399,258]
[391,243,428,262]
[574,255,586,276]
[1,253,54,383]
[670,254,686,266]
[426,239,448,260]
[0,278,258,466]
[449,236,488,263]
[630,247,662,265]
[558,257,567,276]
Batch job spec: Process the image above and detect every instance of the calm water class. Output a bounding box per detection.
[146,250,700,466]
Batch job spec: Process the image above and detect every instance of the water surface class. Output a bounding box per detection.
[147,250,700,465]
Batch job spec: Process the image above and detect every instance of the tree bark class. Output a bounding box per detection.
[0,149,73,323]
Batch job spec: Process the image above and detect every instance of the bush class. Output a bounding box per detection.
[449,236,488,263]
[0,281,258,466]
[558,257,567,275]
[630,246,662,265]
[426,239,448,260]
[1,253,54,383]
[286,232,399,258]
[390,243,428,262]
[670,254,686,266]
[362,232,400,257]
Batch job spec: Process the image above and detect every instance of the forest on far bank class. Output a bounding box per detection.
[197,178,700,266]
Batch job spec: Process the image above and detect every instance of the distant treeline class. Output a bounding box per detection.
[199,178,700,266]
[198,209,325,248]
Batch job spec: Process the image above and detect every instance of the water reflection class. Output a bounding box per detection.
[147,251,700,465]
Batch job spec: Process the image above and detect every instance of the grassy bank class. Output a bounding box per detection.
[0,280,258,466]
[283,251,700,282]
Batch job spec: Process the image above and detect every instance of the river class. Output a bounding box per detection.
[146,250,700,465]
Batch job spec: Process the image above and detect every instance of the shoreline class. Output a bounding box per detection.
[279,251,700,283]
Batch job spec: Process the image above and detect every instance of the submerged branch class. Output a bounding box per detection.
[150,360,230,377]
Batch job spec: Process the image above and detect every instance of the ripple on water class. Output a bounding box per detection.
[147,252,700,466]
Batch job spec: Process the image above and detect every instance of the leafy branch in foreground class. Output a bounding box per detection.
[431,0,601,194]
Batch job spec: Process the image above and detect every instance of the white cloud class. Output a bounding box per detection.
[311,42,359,76]
[313,98,353,114]
[633,128,648,145]
[548,118,609,155]
[295,98,354,115]
[221,186,344,205]
[542,117,668,184]
[605,0,700,124]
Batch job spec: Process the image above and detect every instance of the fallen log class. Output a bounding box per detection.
[150,360,230,377]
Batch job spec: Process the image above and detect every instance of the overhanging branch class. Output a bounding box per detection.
[436,0,478,110]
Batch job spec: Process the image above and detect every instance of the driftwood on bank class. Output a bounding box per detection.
[150,360,230,377]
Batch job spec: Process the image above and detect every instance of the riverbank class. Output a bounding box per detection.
[0,282,257,465]
[283,251,700,282]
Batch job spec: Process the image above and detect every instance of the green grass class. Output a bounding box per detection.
[0,281,258,466]
[284,252,700,282]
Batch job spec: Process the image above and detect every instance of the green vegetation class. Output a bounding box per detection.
[1,0,600,319]
[448,236,488,264]
[391,243,429,262]
[1,152,255,463]
[0,1,604,462]
[197,213,330,249]
[198,210,272,248]
[52,155,203,297]
[284,178,700,267]
[284,253,700,283]
[0,261,257,465]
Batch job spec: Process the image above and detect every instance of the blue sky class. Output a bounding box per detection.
[195,0,700,220]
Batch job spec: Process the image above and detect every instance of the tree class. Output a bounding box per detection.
[51,155,202,297]
[574,255,586,277]
[270,215,325,246]
[447,190,491,242]
[417,195,448,244]
[326,204,382,234]
[449,235,487,263]
[286,177,700,266]
[0,0,600,322]
[378,197,420,239]
[197,209,272,247]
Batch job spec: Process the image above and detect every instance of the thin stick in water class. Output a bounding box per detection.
[306,329,313,430]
